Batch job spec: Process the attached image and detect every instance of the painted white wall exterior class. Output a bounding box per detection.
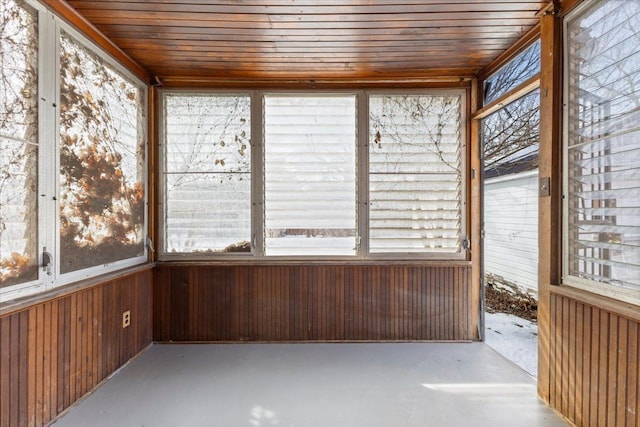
[484,170,538,295]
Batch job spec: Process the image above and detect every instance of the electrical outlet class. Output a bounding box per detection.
[122,310,131,328]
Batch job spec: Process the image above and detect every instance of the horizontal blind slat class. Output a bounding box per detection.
[566,1,640,290]
[369,94,463,253]
[264,95,357,256]
[163,94,252,253]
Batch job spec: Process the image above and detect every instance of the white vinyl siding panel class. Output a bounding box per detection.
[264,95,357,256]
[564,1,640,298]
[484,171,539,293]
[369,95,463,253]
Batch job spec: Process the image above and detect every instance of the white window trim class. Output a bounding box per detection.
[53,17,149,286]
[158,89,467,262]
[0,1,148,304]
[561,0,640,307]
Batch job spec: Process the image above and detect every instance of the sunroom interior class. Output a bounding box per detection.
[0,0,639,426]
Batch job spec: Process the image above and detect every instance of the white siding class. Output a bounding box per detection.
[484,170,538,294]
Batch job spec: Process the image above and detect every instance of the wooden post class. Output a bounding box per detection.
[537,2,563,402]
[469,79,482,340]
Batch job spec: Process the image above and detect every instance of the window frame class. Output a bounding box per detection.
[262,92,359,257]
[54,22,149,286]
[365,90,468,260]
[0,0,47,302]
[562,0,640,306]
[157,90,257,260]
[158,89,467,262]
[0,1,148,304]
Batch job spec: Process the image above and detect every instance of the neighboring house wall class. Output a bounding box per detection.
[484,169,538,295]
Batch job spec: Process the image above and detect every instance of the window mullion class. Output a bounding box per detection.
[357,92,370,257]
[41,10,59,289]
[252,92,265,257]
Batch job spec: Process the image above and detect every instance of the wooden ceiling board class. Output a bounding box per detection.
[63,0,548,84]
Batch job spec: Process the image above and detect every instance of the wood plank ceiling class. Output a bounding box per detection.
[64,0,547,84]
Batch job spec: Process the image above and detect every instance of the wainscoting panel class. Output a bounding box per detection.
[548,291,639,427]
[0,268,153,427]
[153,264,473,342]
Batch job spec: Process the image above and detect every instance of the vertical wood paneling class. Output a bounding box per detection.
[0,318,9,427]
[153,264,472,342]
[17,313,28,427]
[629,321,638,427]
[26,309,35,427]
[582,305,591,426]
[0,268,153,427]
[35,305,44,427]
[561,296,569,416]
[574,302,583,427]
[549,294,557,408]
[9,315,19,425]
[549,292,640,427]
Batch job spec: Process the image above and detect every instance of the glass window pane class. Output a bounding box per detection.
[482,89,540,178]
[163,94,251,254]
[565,1,640,292]
[484,40,540,104]
[0,0,38,287]
[264,96,357,256]
[369,94,463,253]
[59,32,146,273]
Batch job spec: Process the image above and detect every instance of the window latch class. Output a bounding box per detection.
[146,237,155,253]
[462,236,471,251]
[42,249,53,276]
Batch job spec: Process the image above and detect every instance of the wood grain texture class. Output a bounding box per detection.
[537,6,563,403]
[549,291,640,427]
[153,264,473,342]
[61,0,547,82]
[40,0,148,80]
[0,269,152,427]
[468,81,482,340]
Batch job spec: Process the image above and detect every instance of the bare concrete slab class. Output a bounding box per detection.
[51,343,567,427]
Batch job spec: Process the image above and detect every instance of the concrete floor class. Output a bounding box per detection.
[52,343,567,427]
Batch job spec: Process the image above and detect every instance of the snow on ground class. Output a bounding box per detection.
[485,311,538,377]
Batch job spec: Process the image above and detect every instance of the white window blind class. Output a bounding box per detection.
[163,94,251,254]
[369,94,463,253]
[264,95,357,256]
[565,1,640,296]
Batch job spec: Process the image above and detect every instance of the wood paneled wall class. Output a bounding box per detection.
[548,290,640,427]
[0,268,153,427]
[153,264,474,342]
